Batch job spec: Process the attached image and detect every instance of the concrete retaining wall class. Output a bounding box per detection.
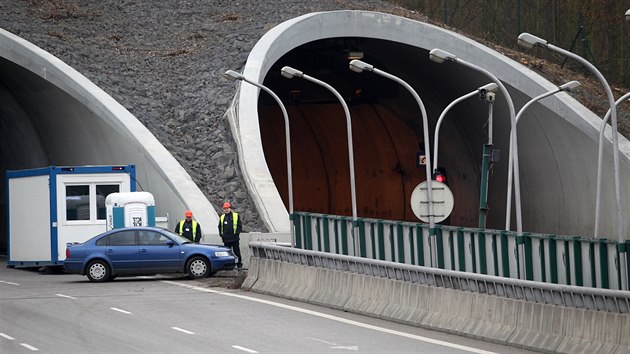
[243,256,630,353]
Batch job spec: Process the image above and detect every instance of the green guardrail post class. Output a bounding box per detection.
[304,214,313,250]
[500,231,509,277]
[448,229,455,271]
[315,216,322,251]
[491,232,499,276]
[377,221,385,261]
[409,226,416,266]
[573,237,583,287]
[515,233,525,279]
[564,240,571,286]
[322,217,330,252]
[340,218,348,255]
[478,228,487,275]
[435,226,445,269]
[294,213,303,249]
[523,233,533,281]
[388,224,395,261]
[539,237,546,283]
[417,225,426,266]
[549,236,558,284]
[358,220,366,258]
[588,241,595,288]
[458,228,466,272]
[626,241,630,289]
[470,228,477,273]
[598,239,609,289]
[396,222,405,263]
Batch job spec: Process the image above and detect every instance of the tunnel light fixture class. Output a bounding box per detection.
[428,48,457,64]
[626,9,630,21]
[517,33,548,50]
[281,66,303,79]
[224,70,244,81]
[347,51,364,60]
[558,80,580,92]
[348,59,374,73]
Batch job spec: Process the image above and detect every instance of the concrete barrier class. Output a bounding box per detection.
[244,255,630,353]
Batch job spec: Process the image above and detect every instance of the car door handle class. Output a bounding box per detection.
[106,249,113,253]
[140,249,148,252]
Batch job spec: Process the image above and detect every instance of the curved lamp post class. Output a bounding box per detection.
[517,33,626,290]
[430,83,498,229]
[429,48,525,278]
[626,9,630,20]
[506,80,581,237]
[433,83,498,172]
[348,59,438,266]
[595,92,630,239]
[224,70,296,247]
[280,66,360,256]
[428,49,523,231]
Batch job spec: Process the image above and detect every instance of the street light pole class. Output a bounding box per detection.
[507,80,581,234]
[429,83,498,229]
[428,49,526,277]
[224,70,296,247]
[595,91,630,238]
[348,59,438,267]
[518,33,626,290]
[280,66,360,256]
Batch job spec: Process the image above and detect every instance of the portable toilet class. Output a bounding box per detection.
[106,191,155,230]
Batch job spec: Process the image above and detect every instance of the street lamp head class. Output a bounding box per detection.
[349,59,374,73]
[478,83,499,93]
[224,70,243,81]
[429,48,457,64]
[517,33,548,49]
[281,66,303,79]
[626,9,630,21]
[559,80,581,92]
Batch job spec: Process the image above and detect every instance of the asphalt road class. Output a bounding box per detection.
[0,260,536,354]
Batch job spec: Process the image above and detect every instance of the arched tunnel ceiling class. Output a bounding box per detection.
[232,10,630,239]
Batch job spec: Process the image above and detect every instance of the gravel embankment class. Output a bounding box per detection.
[0,0,425,232]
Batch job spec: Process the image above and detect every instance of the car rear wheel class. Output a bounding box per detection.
[186,256,210,279]
[86,260,111,282]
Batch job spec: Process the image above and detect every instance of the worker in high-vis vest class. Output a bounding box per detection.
[174,210,202,243]
[218,202,243,269]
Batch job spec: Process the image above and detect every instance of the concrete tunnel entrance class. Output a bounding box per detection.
[256,37,500,229]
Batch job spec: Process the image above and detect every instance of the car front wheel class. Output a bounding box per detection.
[186,256,210,279]
[86,260,111,282]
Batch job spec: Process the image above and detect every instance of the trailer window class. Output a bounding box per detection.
[66,185,90,221]
[96,184,120,220]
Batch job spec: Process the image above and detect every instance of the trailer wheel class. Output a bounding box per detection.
[86,260,111,282]
[186,256,210,279]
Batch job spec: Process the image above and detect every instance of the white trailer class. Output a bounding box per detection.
[6,165,136,267]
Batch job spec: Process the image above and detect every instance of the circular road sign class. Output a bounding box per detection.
[410,180,454,223]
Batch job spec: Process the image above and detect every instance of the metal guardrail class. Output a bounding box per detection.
[250,242,630,314]
[293,212,630,291]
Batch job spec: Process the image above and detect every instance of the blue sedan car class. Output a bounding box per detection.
[63,227,237,282]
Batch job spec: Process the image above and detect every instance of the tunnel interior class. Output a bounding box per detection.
[257,37,512,229]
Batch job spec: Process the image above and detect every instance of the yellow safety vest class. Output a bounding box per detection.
[220,212,239,234]
[178,220,198,238]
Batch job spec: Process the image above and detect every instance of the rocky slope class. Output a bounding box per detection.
[1,0,627,232]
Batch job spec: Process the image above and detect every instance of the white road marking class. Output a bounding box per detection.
[110,307,132,315]
[163,281,498,354]
[20,343,39,351]
[309,337,337,345]
[0,332,15,340]
[331,345,358,350]
[0,280,20,285]
[55,294,77,300]
[171,327,195,334]
[232,345,258,353]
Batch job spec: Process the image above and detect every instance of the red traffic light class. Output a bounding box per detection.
[435,174,446,183]
[432,167,447,184]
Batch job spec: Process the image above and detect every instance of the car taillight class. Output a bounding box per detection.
[66,248,71,259]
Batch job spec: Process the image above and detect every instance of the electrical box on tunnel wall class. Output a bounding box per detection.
[106,191,155,230]
[6,165,136,267]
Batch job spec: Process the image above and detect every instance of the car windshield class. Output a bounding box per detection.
[158,229,193,244]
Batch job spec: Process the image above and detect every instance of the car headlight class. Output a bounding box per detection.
[214,251,230,257]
